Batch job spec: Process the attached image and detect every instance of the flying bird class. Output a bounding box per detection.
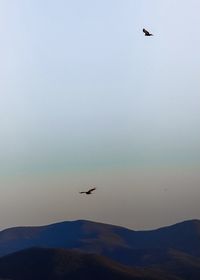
[143,28,153,36]
[79,187,96,195]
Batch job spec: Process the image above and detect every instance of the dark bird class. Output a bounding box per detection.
[79,187,96,195]
[143,28,153,36]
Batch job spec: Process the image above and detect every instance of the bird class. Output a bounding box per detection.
[79,187,96,195]
[143,28,153,36]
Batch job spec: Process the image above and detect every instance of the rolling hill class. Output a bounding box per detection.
[0,247,168,280]
[0,219,200,279]
[0,219,200,263]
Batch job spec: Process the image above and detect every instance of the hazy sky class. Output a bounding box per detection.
[0,0,200,230]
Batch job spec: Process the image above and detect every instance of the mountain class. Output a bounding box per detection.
[0,247,200,280]
[0,219,200,279]
[0,247,168,280]
[0,219,200,265]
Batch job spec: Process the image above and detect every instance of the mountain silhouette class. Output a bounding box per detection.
[0,247,199,280]
[0,220,200,279]
[0,247,168,280]
[0,219,200,265]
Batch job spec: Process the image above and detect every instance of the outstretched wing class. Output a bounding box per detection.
[79,187,96,194]
[89,187,96,193]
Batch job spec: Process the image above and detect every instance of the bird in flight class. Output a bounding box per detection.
[143,28,153,36]
[79,187,96,195]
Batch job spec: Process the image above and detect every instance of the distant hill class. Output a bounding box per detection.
[0,247,167,280]
[0,220,200,279]
[0,247,200,280]
[0,219,200,265]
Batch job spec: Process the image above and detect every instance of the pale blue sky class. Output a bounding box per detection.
[0,0,200,229]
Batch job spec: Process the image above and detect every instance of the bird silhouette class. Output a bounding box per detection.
[143,28,153,36]
[79,187,96,195]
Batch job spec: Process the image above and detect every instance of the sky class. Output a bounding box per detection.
[0,0,200,230]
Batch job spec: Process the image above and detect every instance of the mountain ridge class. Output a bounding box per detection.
[1,218,199,233]
[0,247,181,280]
[0,219,200,260]
[0,219,200,279]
